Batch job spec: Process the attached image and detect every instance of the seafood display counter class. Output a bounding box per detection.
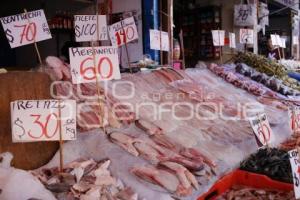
[0,55,299,200]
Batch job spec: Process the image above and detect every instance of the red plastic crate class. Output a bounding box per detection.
[198,169,293,200]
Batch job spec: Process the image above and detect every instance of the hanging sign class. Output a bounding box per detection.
[234,4,257,26]
[211,30,225,46]
[288,107,300,132]
[69,46,121,84]
[74,15,108,42]
[293,36,299,45]
[149,29,169,51]
[239,29,254,44]
[0,9,51,48]
[229,32,236,48]
[288,149,300,199]
[108,16,138,47]
[249,113,274,146]
[10,100,76,142]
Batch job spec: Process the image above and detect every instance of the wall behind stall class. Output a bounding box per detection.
[195,0,258,62]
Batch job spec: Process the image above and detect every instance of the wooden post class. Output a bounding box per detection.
[168,0,174,67]
[160,0,163,65]
[93,2,107,134]
[24,9,42,65]
[120,17,133,73]
[179,29,185,69]
[57,100,63,172]
[218,29,223,64]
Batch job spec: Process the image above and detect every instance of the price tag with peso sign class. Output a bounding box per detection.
[74,15,108,42]
[249,113,274,147]
[69,46,121,84]
[11,100,76,142]
[289,149,300,199]
[234,4,257,27]
[108,16,139,47]
[0,9,51,48]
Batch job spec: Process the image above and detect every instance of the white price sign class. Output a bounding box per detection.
[234,4,257,26]
[270,34,282,46]
[229,32,236,48]
[249,113,274,146]
[108,17,138,46]
[10,100,76,142]
[293,36,299,45]
[149,29,169,51]
[69,46,121,84]
[0,9,52,48]
[74,15,108,42]
[288,107,300,132]
[211,30,225,46]
[288,149,300,199]
[280,38,286,48]
[239,29,254,44]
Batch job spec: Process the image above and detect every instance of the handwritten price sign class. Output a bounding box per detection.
[211,30,225,46]
[74,15,107,42]
[289,149,300,199]
[289,107,300,132]
[0,9,51,48]
[229,32,236,48]
[69,46,121,84]
[10,100,76,142]
[249,113,274,147]
[240,29,254,44]
[149,29,169,51]
[108,17,138,47]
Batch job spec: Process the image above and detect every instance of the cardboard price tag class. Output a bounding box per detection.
[149,29,169,51]
[69,46,121,84]
[288,107,300,132]
[239,29,254,44]
[74,15,107,42]
[288,149,300,199]
[0,9,51,48]
[249,113,274,146]
[211,30,225,46]
[108,17,138,47]
[10,100,76,142]
[229,32,236,48]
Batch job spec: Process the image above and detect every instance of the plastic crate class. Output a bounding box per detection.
[198,169,293,200]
